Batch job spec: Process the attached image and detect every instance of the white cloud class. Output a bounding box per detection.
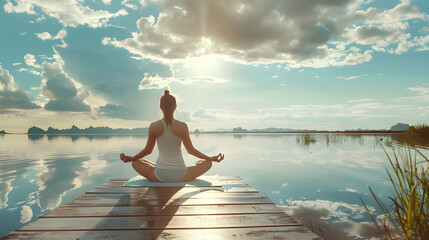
[347,98,376,103]
[344,74,368,80]
[102,0,111,5]
[40,61,91,112]
[104,0,426,68]
[53,30,67,40]
[192,108,217,120]
[271,75,279,79]
[394,86,429,102]
[4,0,128,28]
[280,83,288,87]
[20,205,33,223]
[0,66,41,110]
[139,73,228,90]
[24,53,41,69]
[122,0,138,10]
[414,35,429,52]
[345,188,359,193]
[281,182,288,188]
[35,32,52,40]
[408,86,429,95]
[139,0,147,9]
[272,190,280,194]
[12,62,21,66]
[4,0,35,14]
[0,180,13,208]
[0,67,17,91]
[29,70,41,76]
[52,29,68,48]
[278,199,384,240]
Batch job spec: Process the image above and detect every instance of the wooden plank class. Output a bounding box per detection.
[79,192,264,200]
[2,226,321,240]
[1,176,321,240]
[43,204,283,217]
[63,196,273,206]
[18,214,300,231]
[87,186,258,193]
[107,176,241,183]
[219,179,248,185]
[100,177,246,187]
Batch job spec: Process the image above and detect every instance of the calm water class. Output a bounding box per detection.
[0,133,427,239]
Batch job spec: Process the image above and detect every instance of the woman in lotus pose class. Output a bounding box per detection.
[120,90,224,182]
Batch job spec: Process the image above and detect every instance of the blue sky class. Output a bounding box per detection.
[0,0,428,132]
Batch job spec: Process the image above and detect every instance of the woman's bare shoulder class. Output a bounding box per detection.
[173,120,188,128]
[172,120,189,134]
[150,120,163,128]
[149,120,164,135]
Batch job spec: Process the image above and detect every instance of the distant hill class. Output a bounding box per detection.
[27,125,149,135]
[231,127,299,133]
[390,123,410,131]
[0,130,8,134]
[27,126,45,134]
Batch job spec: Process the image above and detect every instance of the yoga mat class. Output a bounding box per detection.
[123,175,221,187]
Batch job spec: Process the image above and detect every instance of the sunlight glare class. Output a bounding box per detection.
[182,54,221,76]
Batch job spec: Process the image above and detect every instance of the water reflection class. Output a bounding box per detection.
[1,133,428,238]
[279,199,381,240]
[36,156,90,211]
[27,134,44,141]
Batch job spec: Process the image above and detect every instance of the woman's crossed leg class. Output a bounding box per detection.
[132,159,212,182]
[179,160,212,182]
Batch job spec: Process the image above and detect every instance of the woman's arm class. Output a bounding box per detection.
[181,123,224,162]
[120,123,157,162]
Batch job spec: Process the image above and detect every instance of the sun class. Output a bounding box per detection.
[180,54,222,77]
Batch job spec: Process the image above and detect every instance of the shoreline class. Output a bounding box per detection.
[2,131,403,135]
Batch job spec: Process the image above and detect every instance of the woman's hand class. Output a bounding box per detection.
[208,153,224,162]
[120,153,133,163]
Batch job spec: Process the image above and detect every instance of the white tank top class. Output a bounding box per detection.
[155,119,186,170]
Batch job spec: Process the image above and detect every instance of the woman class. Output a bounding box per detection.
[120,90,224,182]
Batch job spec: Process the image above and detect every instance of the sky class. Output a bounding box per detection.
[0,0,428,133]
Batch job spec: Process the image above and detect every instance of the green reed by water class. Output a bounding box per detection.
[363,146,429,239]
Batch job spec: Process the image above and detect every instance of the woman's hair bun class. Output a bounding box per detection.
[164,90,170,95]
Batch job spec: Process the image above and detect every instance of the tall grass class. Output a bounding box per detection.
[393,124,429,147]
[362,146,429,239]
[296,132,317,146]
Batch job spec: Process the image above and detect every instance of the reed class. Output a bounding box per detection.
[393,124,429,146]
[296,132,316,146]
[362,146,429,239]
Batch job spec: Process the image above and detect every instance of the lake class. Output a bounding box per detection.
[1,133,427,239]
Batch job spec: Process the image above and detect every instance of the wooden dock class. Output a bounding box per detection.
[2,176,320,239]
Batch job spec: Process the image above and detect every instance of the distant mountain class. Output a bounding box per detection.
[390,123,410,131]
[0,130,8,134]
[250,127,298,132]
[231,127,300,133]
[27,126,45,134]
[27,125,149,135]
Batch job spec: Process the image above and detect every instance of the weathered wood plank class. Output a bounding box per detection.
[1,176,321,240]
[99,178,246,188]
[79,192,264,200]
[219,179,248,185]
[63,196,273,206]
[43,204,283,217]
[88,186,258,194]
[107,176,241,182]
[2,226,321,240]
[18,214,300,231]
